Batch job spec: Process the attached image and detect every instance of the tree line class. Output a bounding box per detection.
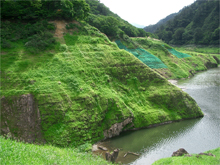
[1,0,90,21]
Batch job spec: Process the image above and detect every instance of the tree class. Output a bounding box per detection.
[101,16,119,36]
[173,28,185,41]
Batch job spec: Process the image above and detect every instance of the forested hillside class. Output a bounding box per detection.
[154,0,219,45]
[144,13,178,33]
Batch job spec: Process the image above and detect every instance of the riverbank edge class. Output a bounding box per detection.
[152,147,220,165]
[93,115,203,152]
[168,64,220,81]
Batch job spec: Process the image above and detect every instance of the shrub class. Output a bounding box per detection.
[1,39,12,48]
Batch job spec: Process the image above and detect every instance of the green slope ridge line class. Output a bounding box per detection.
[115,40,168,69]
[168,48,191,58]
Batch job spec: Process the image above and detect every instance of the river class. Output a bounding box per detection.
[94,67,220,165]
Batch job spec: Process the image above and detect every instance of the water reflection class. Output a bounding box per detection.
[97,67,220,165]
[102,118,202,164]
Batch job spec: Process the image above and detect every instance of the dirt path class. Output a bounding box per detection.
[49,20,67,43]
[49,20,80,44]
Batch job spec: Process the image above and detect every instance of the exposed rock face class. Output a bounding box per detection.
[104,118,133,139]
[1,94,44,143]
[172,148,189,157]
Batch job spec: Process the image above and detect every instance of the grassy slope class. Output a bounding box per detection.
[0,136,110,165]
[1,22,203,147]
[129,37,220,79]
[152,147,220,165]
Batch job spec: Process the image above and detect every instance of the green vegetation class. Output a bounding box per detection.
[1,1,219,164]
[1,21,204,147]
[1,0,90,21]
[1,20,57,52]
[129,37,220,79]
[174,45,220,55]
[153,0,219,45]
[115,40,168,69]
[167,48,191,58]
[153,147,220,165]
[0,136,111,165]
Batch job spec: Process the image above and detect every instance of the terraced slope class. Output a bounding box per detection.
[1,23,203,147]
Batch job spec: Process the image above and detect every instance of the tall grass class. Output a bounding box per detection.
[0,136,111,165]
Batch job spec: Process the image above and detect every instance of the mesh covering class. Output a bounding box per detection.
[115,40,167,69]
[167,48,191,58]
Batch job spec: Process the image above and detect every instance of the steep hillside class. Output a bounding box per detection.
[154,0,219,45]
[144,13,178,33]
[1,21,204,147]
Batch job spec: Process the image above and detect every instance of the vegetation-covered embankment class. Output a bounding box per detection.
[1,21,204,148]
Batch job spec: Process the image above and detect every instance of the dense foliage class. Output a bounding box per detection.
[1,0,90,21]
[154,0,219,45]
[0,20,57,52]
[0,0,90,51]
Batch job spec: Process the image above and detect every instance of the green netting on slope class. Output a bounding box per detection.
[167,48,191,58]
[115,40,167,69]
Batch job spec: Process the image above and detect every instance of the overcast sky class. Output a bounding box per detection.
[100,0,196,27]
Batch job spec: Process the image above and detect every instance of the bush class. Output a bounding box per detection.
[25,31,56,51]
[1,39,12,48]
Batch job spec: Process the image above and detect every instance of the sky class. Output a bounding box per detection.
[100,0,196,27]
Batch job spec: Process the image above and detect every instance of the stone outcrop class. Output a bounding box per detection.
[1,94,44,143]
[172,148,189,157]
[103,118,133,139]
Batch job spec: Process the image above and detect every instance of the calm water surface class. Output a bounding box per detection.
[99,67,220,165]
